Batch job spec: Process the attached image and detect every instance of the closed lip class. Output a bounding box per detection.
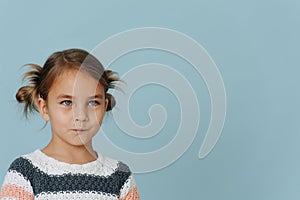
[71,129,88,132]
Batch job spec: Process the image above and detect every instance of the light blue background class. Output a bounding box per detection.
[1,0,300,199]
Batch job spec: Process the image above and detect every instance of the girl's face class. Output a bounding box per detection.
[38,69,108,148]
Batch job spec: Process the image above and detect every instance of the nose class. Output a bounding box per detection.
[73,104,88,123]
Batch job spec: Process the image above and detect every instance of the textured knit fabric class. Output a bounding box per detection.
[0,150,140,200]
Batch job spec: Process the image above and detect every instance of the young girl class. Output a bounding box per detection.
[0,49,140,200]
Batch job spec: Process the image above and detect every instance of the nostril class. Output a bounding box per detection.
[75,120,82,128]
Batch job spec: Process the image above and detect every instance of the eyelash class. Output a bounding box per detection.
[88,100,100,106]
[60,100,100,107]
[61,100,72,106]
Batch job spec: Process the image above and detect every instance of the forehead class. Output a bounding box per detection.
[49,69,105,96]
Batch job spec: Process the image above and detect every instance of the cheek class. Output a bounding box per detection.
[90,108,106,124]
[49,109,72,123]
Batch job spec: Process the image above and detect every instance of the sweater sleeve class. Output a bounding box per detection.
[0,159,34,200]
[119,175,140,200]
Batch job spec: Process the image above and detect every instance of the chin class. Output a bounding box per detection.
[69,138,92,147]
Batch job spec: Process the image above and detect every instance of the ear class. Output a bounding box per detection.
[38,97,50,121]
[105,98,109,111]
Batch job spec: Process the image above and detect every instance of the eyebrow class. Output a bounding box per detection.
[89,94,104,99]
[57,94,73,100]
[56,94,104,99]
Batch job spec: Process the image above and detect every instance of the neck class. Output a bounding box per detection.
[41,137,98,164]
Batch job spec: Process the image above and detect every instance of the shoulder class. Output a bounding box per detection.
[0,151,36,198]
[8,150,37,171]
[98,154,137,196]
[101,154,130,170]
[99,153,132,175]
[5,150,38,180]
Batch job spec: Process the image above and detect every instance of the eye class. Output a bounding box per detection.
[88,100,100,106]
[61,100,72,106]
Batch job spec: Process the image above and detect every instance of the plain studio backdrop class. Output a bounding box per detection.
[0,0,300,199]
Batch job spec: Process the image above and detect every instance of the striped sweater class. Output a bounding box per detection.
[0,149,140,200]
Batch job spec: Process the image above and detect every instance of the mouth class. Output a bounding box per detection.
[71,129,88,134]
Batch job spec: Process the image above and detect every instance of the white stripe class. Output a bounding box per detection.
[35,191,119,200]
[119,175,137,198]
[23,150,119,176]
[2,170,33,194]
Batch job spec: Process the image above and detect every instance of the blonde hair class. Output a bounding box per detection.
[16,48,119,117]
